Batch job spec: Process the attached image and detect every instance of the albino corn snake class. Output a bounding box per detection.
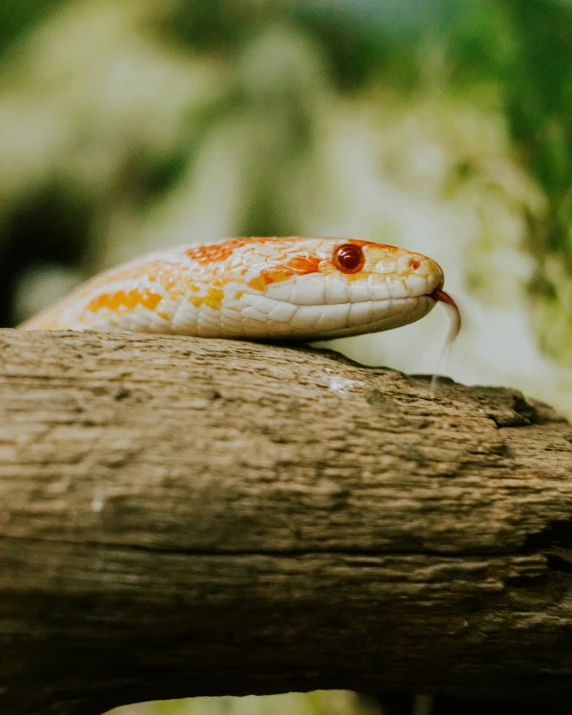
[21,236,460,343]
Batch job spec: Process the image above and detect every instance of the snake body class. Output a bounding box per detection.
[21,236,458,340]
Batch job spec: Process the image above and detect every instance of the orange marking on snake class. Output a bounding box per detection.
[248,255,322,291]
[248,276,266,292]
[204,287,224,309]
[185,238,273,266]
[87,289,162,314]
[153,264,198,300]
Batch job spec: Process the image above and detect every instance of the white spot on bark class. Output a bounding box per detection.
[329,376,357,394]
[91,486,105,512]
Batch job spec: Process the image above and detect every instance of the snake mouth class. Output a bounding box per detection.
[429,285,461,344]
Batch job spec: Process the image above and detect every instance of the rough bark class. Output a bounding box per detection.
[1,329,572,715]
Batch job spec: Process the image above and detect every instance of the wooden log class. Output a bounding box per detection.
[1,329,572,715]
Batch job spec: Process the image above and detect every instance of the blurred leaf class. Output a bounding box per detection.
[0,0,66,56]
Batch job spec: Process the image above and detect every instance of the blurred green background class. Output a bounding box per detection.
[2,0,572,713]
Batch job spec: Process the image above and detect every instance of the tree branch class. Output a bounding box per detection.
[1,329,572,715]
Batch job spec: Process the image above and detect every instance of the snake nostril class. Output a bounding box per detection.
[410,258,421,271]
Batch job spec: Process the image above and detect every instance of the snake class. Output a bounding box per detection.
[20,236,460,342]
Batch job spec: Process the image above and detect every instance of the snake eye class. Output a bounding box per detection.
[333,243,365,274]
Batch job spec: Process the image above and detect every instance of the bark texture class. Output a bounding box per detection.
[1,329,572,715]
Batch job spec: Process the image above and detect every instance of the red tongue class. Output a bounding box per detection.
[431,288,461,346]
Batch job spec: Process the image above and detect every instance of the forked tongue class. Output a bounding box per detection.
[429,288,461,394]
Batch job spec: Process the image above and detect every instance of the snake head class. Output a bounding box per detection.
[328,239,461,343]
[219,236,455,340]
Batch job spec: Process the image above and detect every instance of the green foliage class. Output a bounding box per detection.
[0,0,66,56]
